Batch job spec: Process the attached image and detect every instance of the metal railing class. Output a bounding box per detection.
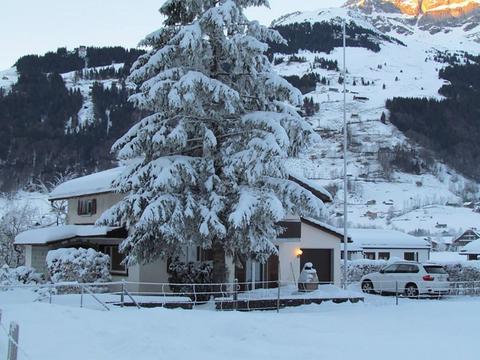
[0,280,361,311]
[349,279,480,305]
[2,279,480,311]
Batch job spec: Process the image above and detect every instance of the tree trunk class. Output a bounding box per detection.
[212,240,227,284]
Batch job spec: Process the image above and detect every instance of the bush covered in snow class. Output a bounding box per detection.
[440,262,480,282]
[46,248,111,284]
[168,260,213,301]
[343,259,388,282]
[0,265,43,287]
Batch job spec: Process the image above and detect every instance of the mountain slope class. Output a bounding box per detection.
[273,4,480,238]
[345,0,480,36]
[0,47,141,191]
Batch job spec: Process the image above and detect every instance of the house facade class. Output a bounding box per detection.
[342,229,431,262]
[452,229,480,250]
[15,168,347,290]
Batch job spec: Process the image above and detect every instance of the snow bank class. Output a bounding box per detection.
[1,296,480,360]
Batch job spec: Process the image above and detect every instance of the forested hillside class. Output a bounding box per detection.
[269,21,403,55]
[15,47,144,76]
[387,60,480,180]
[0,47,144,191]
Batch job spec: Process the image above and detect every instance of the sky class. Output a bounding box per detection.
[0,0,345,70]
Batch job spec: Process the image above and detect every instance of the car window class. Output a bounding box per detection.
[424,265,447,274]
[396,264,418,273]
[407,265,419,273]
[382,264,399,273]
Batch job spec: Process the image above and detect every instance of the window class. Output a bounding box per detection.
[364,252,376,260]
[378,252,390,260]
[382,264,399,273]
[197,247,214,262]
[100,245,127,275]
[404,252,417,261]
[424,266,447,274]
[77,199,97,216]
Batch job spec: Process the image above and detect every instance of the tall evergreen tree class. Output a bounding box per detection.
[98,0,324,282]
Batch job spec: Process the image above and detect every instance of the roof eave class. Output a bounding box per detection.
[301,218,352,242]
[48,190,116,202]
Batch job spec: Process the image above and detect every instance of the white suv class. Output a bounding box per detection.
[360,261,450,297]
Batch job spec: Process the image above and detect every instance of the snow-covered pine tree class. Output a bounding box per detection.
[98,0,325,283]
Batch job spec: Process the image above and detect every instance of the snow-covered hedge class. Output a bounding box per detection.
[0,265,43,287]
[46,248,111,284]
[342,259,388,282]
[438,262,480,283]
[344,259,480,283]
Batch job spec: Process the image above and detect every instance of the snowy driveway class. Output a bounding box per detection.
[0,292,478,360]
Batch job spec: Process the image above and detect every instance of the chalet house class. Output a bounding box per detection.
[342,229,431,262]
[15,168,349,291]
[451,229,480,250]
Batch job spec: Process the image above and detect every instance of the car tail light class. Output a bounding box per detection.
[423,275,434,281]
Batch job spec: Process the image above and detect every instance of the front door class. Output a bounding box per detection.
[300,249,333,284]
[235,254,279,289]
[262,254,279,288]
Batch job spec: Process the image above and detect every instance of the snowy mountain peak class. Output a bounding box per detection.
[347,0,480,18]
[273,1,480,41]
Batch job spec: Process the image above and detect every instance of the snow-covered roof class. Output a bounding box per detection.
[453,228,480,243]
[49,166,332,203]
[460,239,480,255]
[49,167,125,200]
[289,175,332,203]
[14,225,121,245]
[347,229,431,250]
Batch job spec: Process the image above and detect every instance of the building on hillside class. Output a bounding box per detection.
[341,229,431,262]
[459,239,480,261]
[15,168,349,291]
[451,229,480,250]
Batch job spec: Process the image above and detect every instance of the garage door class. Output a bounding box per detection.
[300,249,333,283]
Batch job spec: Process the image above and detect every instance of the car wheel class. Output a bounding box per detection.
[404,283,419,298]
[361,280,374,294]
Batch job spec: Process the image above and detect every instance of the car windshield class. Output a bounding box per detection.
[424,265,447,274]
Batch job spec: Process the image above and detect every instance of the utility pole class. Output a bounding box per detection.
[342,20,349,289]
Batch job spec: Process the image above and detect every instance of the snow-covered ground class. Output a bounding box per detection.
[1,290,479,360]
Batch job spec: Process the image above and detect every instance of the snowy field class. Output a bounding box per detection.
[0,291,479,360]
